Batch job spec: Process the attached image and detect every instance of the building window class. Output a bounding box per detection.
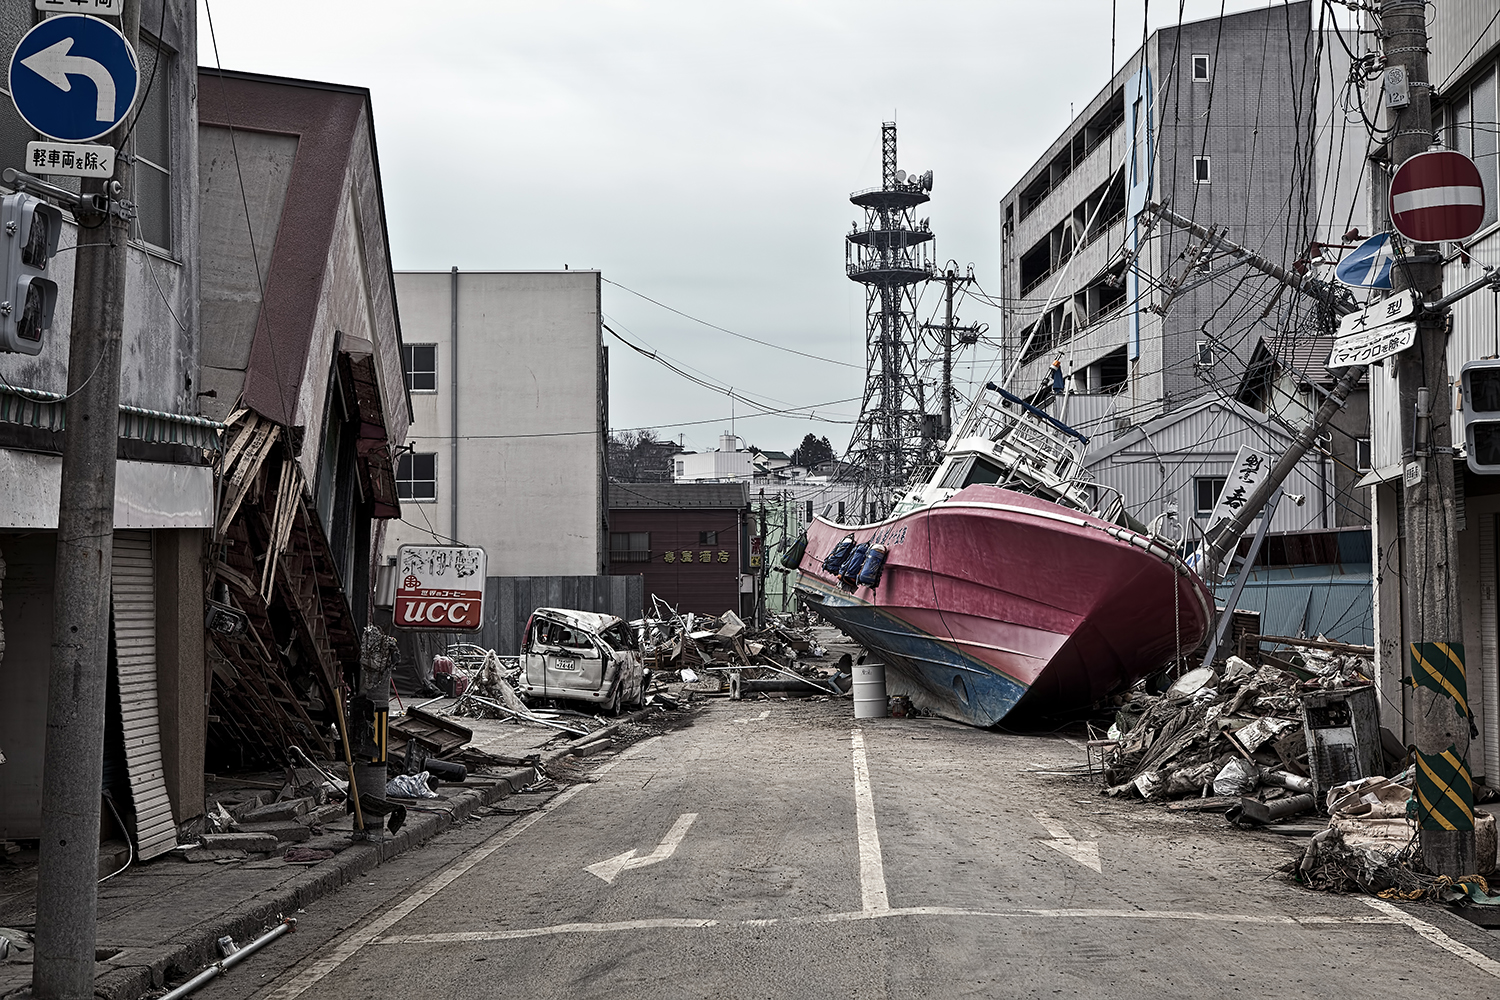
[699,530,718,545]
[1195,476,1226,516]
[1193,156,1211,184]
[397,452,437,502]
[675,460,685,477]
[131,38,172,251]
[1357,437,1372,472]
[610,531,650,562]
[1192,54,1210,81]
[403,344,437,392]
[1195,341,1214,368]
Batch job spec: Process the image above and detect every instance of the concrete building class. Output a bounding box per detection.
[997,1,1365,438]
[674,433,754,483]
[383,271,607,577]
[0,1,208,852]
[196,70,408,769]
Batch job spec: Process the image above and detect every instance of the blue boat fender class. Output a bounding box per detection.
[838,542,870,590]
[822,535,855,574]
[856,544,888,589]
[780,532,809,570]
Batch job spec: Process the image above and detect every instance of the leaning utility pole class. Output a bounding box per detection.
[33,3,141,996]
[1384,0,1473,875]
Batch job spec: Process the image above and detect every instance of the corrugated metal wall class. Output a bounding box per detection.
[1086,399,1326,533]
[1431,2,1500,91]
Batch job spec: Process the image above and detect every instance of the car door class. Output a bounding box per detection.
[524,617,604,697]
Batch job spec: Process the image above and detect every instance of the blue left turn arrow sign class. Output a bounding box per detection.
[8,15,138,144]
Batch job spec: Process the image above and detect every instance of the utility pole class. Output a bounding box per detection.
[33,3,140,996]
[1384,0,1473,875]
[921,263,980,440]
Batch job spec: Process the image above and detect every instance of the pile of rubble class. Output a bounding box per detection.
[642,606,849,699]
[1099,644,1377,823]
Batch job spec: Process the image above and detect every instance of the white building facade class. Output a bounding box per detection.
[383,270,607,576]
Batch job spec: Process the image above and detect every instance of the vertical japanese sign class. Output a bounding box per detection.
[394,544,487,631]
[1206,446,1268,538]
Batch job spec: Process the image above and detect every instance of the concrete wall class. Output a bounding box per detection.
[384,271,606,577]
[999,3,1366,430]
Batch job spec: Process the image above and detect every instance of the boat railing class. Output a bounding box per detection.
[971,395,1086,482]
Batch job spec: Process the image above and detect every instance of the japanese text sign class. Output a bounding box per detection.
[394,544,486,632]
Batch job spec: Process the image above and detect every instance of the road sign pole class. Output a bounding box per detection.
[1383,0,1475,876]
[32,3,140,997]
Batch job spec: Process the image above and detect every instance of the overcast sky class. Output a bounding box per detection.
[198,0,1300,456]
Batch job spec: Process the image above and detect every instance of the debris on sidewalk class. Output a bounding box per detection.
[1096,644,1384,828]
[1288,771,1499,898]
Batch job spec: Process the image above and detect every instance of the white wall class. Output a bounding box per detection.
[383,270,604,576]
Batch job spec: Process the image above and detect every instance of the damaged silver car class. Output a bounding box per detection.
[520,608,646,714]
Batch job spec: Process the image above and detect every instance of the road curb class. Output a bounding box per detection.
[93,767,537,1000]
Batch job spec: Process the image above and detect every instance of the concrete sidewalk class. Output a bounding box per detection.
[0,701,603,1000]
[0,764,541,1000]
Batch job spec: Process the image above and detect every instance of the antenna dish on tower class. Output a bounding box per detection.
[896,169,907,184]
[922,170,933,191]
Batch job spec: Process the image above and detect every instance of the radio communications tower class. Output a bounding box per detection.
[844,122,938,519]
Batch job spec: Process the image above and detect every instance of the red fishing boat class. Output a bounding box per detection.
[791,385,1213,727]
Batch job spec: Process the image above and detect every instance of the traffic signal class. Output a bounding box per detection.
[0,193,62,354]
[1462,359,1500,473]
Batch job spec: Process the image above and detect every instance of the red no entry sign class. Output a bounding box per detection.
[1390,149,1486,243]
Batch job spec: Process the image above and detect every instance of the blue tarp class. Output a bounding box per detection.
[1215,563,1372,646]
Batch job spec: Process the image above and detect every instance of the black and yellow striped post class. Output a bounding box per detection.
[1408,641,1476,872]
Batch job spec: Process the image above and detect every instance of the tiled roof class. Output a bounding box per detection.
[609,482,750,509]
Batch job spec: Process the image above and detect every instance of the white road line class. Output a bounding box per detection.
[1361,896,1500,979]
[261,738,661,1000]
[849,728,889,914]
[370,905,1401,945]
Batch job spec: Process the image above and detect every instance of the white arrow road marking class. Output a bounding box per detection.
[585,812,697,884]
[1032,811,1102,874]
[21,38,117,122]
[734,711,771,724]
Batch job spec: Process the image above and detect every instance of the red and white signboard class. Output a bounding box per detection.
[394,544,486,632]
[1389,149,1486,243]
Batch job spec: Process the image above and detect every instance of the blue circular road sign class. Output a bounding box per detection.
[9,15,138,143]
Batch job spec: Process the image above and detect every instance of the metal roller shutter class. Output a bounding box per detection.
[111,531,178,860]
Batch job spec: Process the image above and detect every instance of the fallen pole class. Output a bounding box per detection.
[158,918,295,1000]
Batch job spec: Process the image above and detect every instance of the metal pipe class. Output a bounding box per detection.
[158,919,295,1000]
[450,266,460,542]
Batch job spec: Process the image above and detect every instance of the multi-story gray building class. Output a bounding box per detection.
[998,1,1365,445]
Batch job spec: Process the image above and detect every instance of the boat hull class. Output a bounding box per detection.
[793,485,1213,727]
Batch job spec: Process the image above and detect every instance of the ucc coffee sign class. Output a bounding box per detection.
[394,545,487,632]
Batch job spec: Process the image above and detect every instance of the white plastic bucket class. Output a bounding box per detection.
[853,662,888,719]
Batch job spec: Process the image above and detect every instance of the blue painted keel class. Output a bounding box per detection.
[806,589,1029,728]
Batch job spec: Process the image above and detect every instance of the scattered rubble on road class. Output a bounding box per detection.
[639,602,851,700]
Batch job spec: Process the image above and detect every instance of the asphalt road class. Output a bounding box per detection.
[196,700,1500,1000]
